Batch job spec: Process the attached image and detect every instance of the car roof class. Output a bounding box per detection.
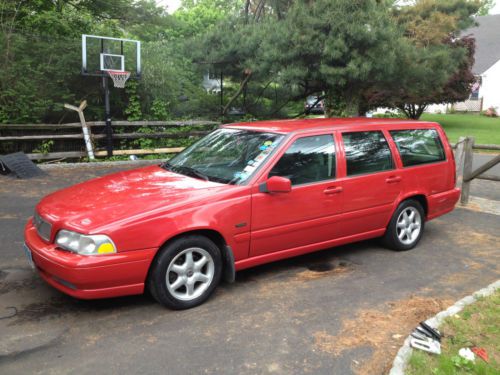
[222,117,438,134]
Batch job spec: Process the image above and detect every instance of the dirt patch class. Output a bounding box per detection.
[462,197,500,216]
[297,260,352,281]
[438,225,500,286]
[313,295,453,375]
[462,259,485,271]
[0,213,19,219]
[451,226,499,254]
[255,258,354,299]
[85,334,103,346]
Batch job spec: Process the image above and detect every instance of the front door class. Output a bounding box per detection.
[250,133,343,257]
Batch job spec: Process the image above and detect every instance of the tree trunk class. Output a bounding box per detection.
[324,89,345,118]
[415,104,427,119]
[400,104,427,120]
[344,89,360,117]
[358,97,369,117]
[222,70,253,115]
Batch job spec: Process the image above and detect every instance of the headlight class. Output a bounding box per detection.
[55,230,116,255]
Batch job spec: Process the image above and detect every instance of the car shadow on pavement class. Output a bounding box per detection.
[3,238,380,324]
[234,240,373,284]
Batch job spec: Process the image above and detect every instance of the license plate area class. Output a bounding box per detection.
[23,243,35,269]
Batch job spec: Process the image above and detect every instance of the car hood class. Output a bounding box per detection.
[37,165,229,232]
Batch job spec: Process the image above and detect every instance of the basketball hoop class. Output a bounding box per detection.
[107,70,130,88]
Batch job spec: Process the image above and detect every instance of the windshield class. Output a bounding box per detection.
[163,128,284,185]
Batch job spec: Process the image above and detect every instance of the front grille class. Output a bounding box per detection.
[33,211,52,241]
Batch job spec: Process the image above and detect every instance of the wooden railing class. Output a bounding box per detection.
[454,137,500,204]
[0,120,219,161]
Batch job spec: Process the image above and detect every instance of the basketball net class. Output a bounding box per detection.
[107,70,131,88]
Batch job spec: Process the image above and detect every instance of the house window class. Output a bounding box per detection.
[470,78,480,100]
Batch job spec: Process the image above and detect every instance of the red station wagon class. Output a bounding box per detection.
[24,118,460,309]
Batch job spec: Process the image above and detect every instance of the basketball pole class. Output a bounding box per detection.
[103,76,113,157]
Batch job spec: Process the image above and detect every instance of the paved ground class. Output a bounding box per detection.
[0,163,499,375]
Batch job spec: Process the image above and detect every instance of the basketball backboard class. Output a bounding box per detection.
[81,34,141,78]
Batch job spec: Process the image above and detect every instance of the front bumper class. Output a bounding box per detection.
[24,220,157,299]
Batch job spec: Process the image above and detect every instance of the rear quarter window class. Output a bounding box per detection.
[390,129,445,167]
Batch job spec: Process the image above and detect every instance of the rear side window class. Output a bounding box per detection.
[269,134,335,185]
[342,131,393,176]
[390,129,445,167]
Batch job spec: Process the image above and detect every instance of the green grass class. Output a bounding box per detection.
[421,113,500,145]
[406,290,500,375]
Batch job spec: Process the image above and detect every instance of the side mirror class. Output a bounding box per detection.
[259,176,292,193]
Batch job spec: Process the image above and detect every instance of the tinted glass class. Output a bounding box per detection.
[342,131,393,176]
[269,135,335,185]
[390,129,445,167]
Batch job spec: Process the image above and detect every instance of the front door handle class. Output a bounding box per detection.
[324,186,343,195]
[386,176,402,184]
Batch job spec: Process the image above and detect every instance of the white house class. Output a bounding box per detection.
[428,14,500,113]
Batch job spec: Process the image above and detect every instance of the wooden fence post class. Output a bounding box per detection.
[455,136,466,188]
[460,136,475,205]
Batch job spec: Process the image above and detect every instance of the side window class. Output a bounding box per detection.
[342,131,393,176]
[390,129,445,167]
[269,135,335,185]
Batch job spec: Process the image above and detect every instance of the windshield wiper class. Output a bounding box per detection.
[160,161,172,170]
[171,165,210,181]
[184,167,210,181]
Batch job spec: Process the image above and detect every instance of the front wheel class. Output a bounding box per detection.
[148,235,222,309]
[382,199,425,251]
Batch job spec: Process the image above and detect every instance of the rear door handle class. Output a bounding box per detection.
[324,186,343,195]
[386,176,402,183]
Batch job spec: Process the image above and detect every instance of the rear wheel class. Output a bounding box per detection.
[383,199,425,251]
[148,235,222,309]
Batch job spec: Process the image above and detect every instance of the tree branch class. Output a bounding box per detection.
[249,80,273,107]
[222,70,253,115]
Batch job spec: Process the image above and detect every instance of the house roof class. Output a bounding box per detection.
[223,118,435,134]
[462,15,500,74]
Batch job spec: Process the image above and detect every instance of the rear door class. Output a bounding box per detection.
[250,133,343,257]
[389,128,450,194]
[388,128,452,216]
[336,130,403,237]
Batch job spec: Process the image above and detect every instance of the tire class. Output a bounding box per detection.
[382,199,425,251]
[148,235,222,309]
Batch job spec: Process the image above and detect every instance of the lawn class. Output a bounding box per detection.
[421,113,500,145]
[406,290,500,375]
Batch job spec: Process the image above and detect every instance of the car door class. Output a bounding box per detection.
[389,128,451,194]
[250,133,343,257]
[336,130,403,237]
[389,128,453,217]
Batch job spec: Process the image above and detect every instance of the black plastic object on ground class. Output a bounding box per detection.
[0,152,45,178]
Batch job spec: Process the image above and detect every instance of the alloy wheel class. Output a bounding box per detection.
[396,206,422,245]
[166,247,215,301]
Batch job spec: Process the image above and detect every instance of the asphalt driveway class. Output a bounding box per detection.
[0,163,499,375]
